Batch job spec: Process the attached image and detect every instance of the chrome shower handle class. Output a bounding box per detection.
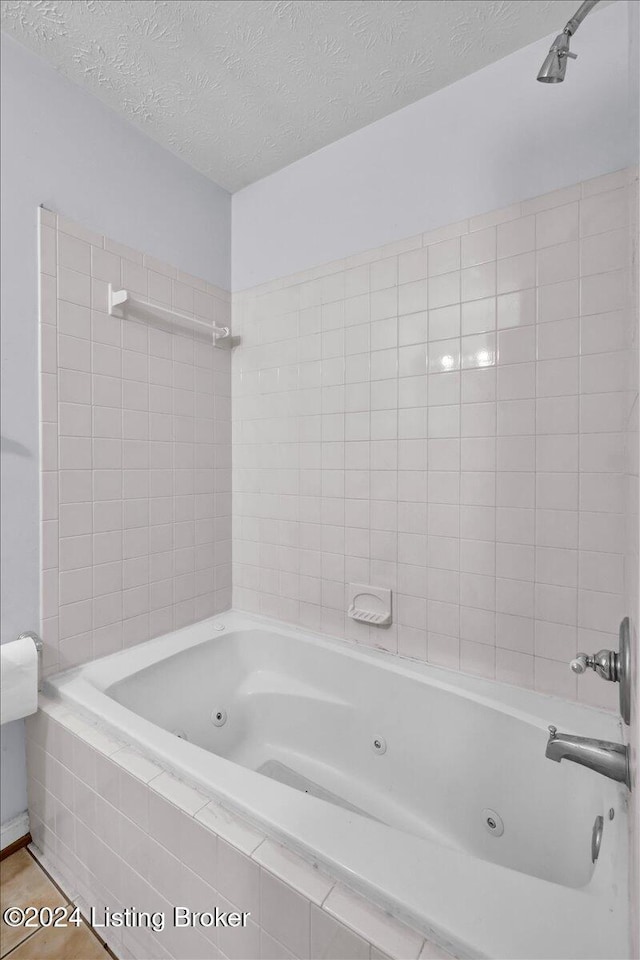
[570,654,589,674]
[568,618,631,727]
[569,649,618,680]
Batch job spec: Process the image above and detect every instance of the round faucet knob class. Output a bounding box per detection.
[570,654,588,674]
[548,725,557,738]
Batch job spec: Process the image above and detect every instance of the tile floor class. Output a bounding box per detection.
[0,847,112,960]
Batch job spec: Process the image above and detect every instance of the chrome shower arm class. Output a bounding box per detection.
[564,1,600,36]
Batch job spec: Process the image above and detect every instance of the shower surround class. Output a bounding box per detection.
[33,172,636,960]
[38,173,634,696]
[38,209,232,676]
[232,169,634,712]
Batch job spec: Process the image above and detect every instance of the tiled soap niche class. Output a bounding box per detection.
[27,697,453,960]
[39,208,232,677]
[232,168,636,711]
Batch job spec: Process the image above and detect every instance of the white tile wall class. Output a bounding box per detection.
[26,698,453,960]
[39,209,232,674]
[232,171,634,710]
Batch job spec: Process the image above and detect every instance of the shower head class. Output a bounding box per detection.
[537,32,576,83]
[536,0,599,84]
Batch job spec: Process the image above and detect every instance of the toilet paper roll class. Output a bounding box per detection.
[1,636,38,725]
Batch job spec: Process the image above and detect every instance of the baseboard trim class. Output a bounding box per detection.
[1,812,30,858]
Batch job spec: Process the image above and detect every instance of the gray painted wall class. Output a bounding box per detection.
[0,33,231,827]
[232,1,631,290]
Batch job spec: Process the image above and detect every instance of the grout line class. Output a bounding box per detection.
[23,848,117,958]
[3,926,41,959]
[24,846,72,905]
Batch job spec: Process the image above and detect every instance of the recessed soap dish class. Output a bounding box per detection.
[348,584,392,626]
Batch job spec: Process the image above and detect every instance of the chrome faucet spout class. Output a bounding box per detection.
[545,726,630,788]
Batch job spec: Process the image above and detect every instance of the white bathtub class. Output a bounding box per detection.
[45,611,629,960]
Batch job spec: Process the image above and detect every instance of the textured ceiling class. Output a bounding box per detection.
[0,0,615,191]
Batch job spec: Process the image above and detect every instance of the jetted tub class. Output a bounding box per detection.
[45,611,629,960]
